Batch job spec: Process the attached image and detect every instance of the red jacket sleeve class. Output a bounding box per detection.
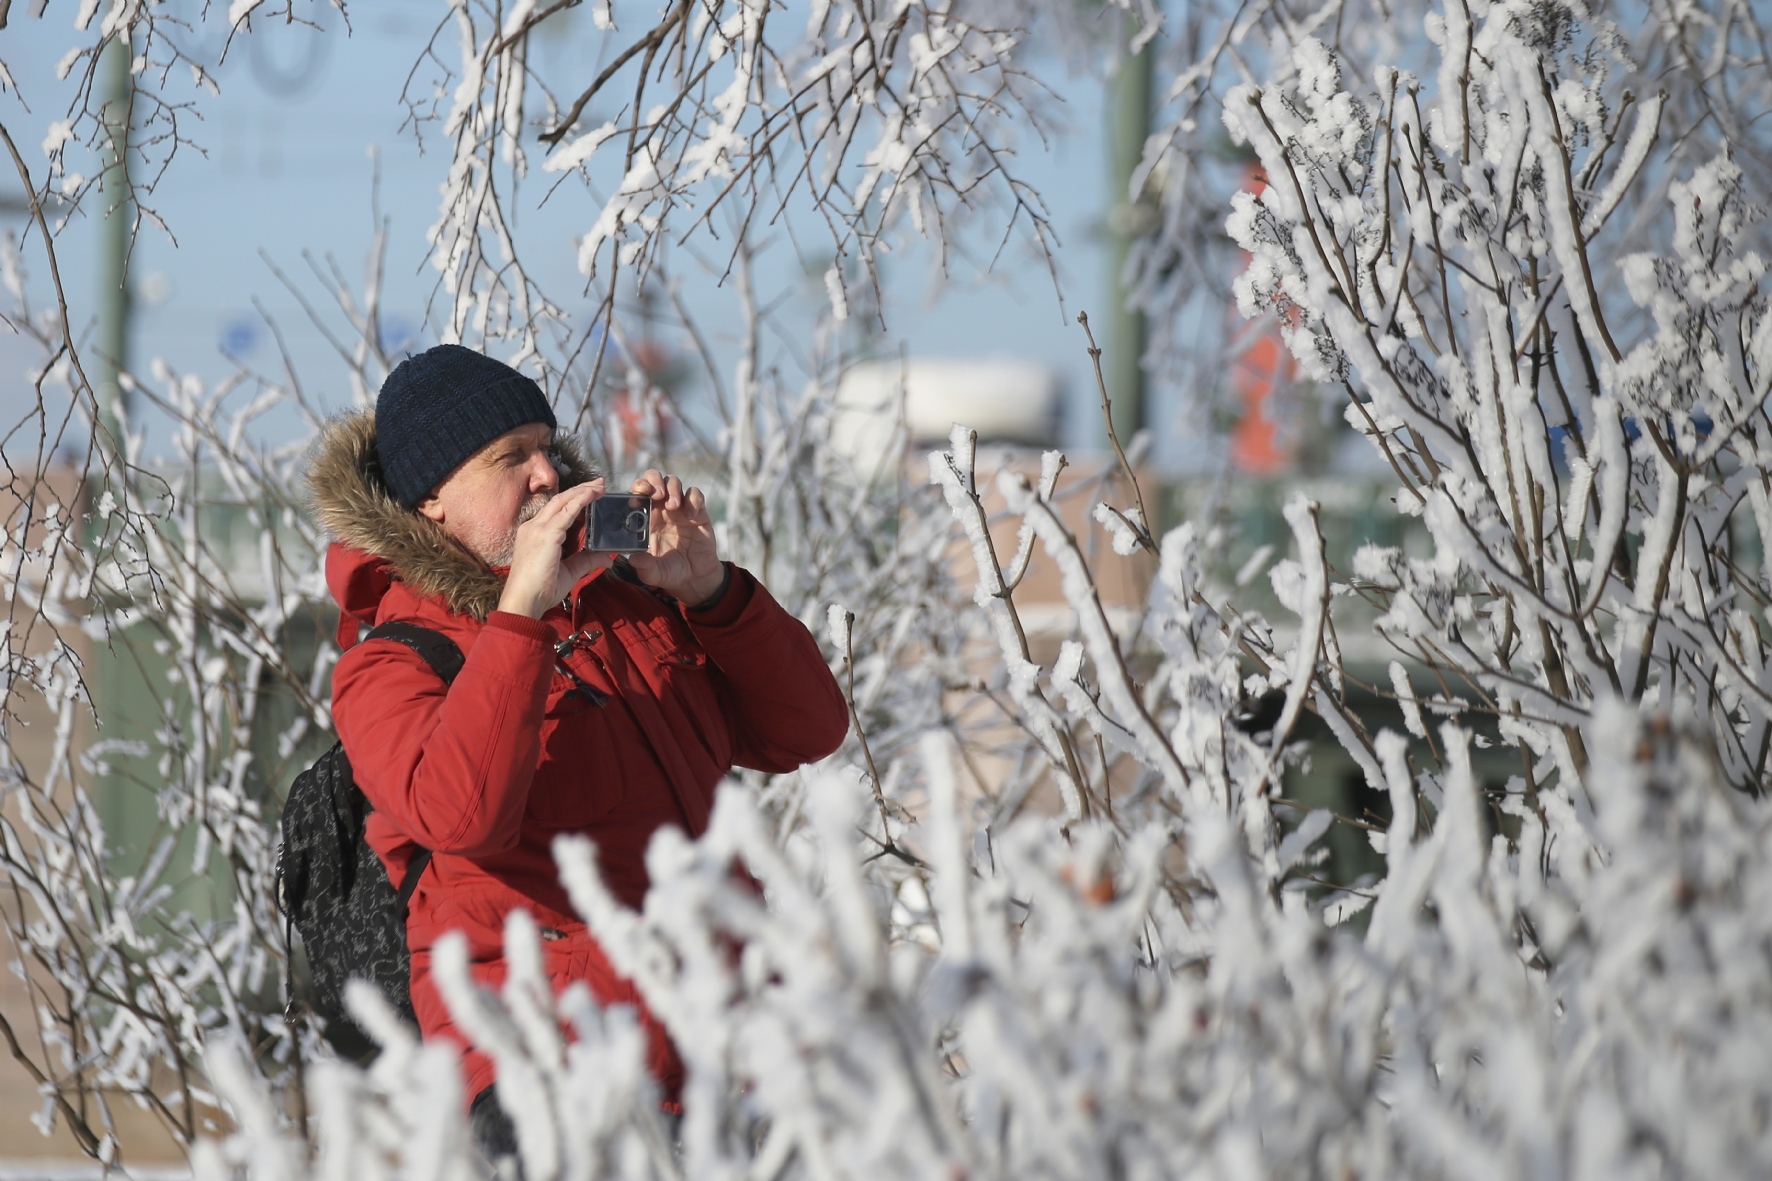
[683,566,849,772]
[332,612,555,857]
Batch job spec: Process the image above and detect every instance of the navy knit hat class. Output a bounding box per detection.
[375,344,557,509]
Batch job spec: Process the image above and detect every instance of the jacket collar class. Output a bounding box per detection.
[307,409,599,622]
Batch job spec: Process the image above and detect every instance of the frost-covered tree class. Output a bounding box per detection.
[2,0,1772,1176]
[1221,4,1772,800]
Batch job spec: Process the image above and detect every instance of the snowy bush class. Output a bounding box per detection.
[2,0,1771,1177]
[190,706,1772,1179]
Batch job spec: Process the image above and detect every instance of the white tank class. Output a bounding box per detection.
[830,357,1060,468]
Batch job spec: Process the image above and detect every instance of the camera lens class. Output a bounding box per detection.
[625,510,648,533]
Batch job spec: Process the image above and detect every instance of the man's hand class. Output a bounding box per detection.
[624,469,725,606]
[497,480,610,619]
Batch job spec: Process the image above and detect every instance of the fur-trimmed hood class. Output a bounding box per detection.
[308,409,599,622]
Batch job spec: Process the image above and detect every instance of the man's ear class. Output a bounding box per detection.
[416,493,446,524]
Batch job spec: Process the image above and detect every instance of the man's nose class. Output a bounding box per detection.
[528,450,560,494]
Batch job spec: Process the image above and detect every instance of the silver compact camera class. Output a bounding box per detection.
[587,495,652,553]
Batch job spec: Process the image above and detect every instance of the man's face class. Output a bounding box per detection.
[415,422,558,567]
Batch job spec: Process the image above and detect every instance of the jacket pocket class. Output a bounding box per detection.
[622,614,731,772]
[631,613,709,670]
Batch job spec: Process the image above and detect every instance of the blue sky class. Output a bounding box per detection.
[0,2,1224,470]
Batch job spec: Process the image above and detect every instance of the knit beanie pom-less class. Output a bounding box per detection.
[375,344,558,510]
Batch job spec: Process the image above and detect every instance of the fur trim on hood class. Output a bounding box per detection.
[308,409,600,621]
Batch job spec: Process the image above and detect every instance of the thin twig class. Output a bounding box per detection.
[1076,310,1156,555]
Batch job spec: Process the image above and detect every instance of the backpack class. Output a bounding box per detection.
[275,621,463,1056]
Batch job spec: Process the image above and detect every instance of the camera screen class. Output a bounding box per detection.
[588,495,651,553]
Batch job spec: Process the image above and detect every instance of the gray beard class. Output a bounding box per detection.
[486,494,551,568]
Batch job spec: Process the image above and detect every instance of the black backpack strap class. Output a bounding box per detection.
[358,622,463,912]
[362,620,466,684]
[395,849,433,913]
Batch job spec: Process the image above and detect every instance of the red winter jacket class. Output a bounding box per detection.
[309,412,848,1104]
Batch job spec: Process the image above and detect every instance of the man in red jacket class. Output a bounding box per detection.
[307,344,848,1155]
